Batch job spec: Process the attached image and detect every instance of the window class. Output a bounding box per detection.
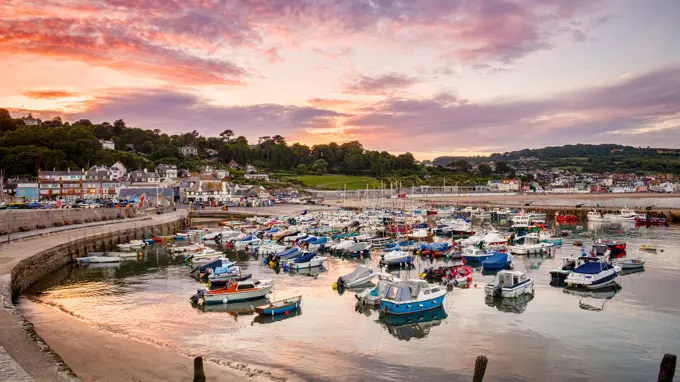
[236,283,253,290]
[431,288,440,293]
[424,290,430,295]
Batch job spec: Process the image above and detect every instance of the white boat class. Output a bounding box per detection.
[117,240,146,251]
[234,236,261,250]
[191,279,273,305]
[457,231,485,247]
[565,257,620,289]
[461,246,494,263]
[257,244,288,255]
[356,273,402,306]
[283,253,327,270]
[507,233,553,255]
[381,250,412,265]
[168,243,206,253]
[549,256,580,281]
[616,258,645,270]
[202,230,241,241]
[479,231,508,251]
[336,265,376,288]
[485,270,535,298]
[587,210,610,222]
[611,208,637,221]
[77,255,122,264]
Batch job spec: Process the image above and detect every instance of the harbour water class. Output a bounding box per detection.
[21,222,680,381]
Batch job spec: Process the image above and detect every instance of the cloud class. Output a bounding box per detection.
[21,90,81,99]
[264,47,283,63]
[344,65,680,151]
[343,73,421,95]
[307,98,355,108]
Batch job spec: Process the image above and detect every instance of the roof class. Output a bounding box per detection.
[156,164,178,170]
[119,188,175,198]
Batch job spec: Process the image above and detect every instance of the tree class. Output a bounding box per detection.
[272,135,286,144]
[312,159,328,174]
[295,164,308,175]
[495,161,513,174]
[0,108,16,132]
[478,164,492,176]
[453,159,471,173]
[220,129,234,142]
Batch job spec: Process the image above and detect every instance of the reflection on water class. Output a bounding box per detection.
[20,225,680,381]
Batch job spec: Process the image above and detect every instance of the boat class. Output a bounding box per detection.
[549,256,580,281]
[379,280,446,315]
[257,243,288,255]
[461,246,494,263]
[554,212,577,223]
[635,216,669,226]
[482,252,513,270]
[77,255,122,264]
[443,265,473,288]
[616,258,645,270]
[587,210,609,222]
[252,307,302,324]
[613,208,637,221]
[336,265,376,288]
[282,252,326,270]
[117,240,147,251]
[639,244,657,252]
[255,295,302,316]
[380,250,412,265]
[378,306,447,341]
[207,273,252,287]
[484,270,534,298]
[234,235,261,250]
[565,257,620,289]
[190,279,273,305]
[507,233,553,255]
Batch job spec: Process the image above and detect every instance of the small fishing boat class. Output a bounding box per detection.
[380,280,446,315]
[117,240,146,251]
[77,255,122,264]
[336,265,376,288]
[639,244,657,252]
[554,212,577,223]
[381,250,412,265]
[461,246,493,263]
[190,279,273,305]
[635,216,669,226]
[255,295,302,316]
[482,252,513,270]
[587,210,609,222]
[282,252,326,270]
[616,258,645,270]
[508,233,553,255]
[484,270,534,298]
[208,273,252,287]
[356,273,401,306]
[565,257,620,289]
[549,256,580,281]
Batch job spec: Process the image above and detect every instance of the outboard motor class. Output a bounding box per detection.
[190,289,206,304]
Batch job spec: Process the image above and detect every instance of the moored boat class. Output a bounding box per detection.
[255,295,302,316]
[482,252,513,270]
[380,280,446,315]
[190,279,273,305]
[336,265,376,288]
[550,256,580,281]
[484,270,534,298]
[565,257,620,289]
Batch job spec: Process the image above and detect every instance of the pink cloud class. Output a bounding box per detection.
[21,90,81,99]
[343,73,421,95]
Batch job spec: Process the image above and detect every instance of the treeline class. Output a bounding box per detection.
[0,109,418,178]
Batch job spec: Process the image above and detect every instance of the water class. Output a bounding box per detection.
[21,223,680,381]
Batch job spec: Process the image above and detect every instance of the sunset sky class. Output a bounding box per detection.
[2,0,679,159]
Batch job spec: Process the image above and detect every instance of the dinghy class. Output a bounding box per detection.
[336,265,376,288]
[255,295,302,316]
[190,279,273,305]
[617,258,645,270]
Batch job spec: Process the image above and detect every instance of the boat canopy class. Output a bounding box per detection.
[214,266,237,275]
[483,252,510,265]
[573,260,614,274]
[418,242,449,251]
[384,281,422,302]
[340,266,373,284]
[239,235,253,241]
[294,252,316,263]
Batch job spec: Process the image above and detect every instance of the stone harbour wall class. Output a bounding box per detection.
[10,217,186,299]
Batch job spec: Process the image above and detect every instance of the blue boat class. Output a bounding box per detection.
[380,280,446,315]
[482,252,514,270]
[462,247,494,263]
[255,295,302,316]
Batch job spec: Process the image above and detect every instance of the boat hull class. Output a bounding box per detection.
[285,257,326,270]
[485,279,534,298]
[255,296,302,316]
[379,291,446,315]
[201,285,272,305]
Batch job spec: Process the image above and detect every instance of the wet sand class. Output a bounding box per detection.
[20,299,275,382]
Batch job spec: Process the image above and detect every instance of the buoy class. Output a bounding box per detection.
[332,282,338,290]
[474,283,478,288]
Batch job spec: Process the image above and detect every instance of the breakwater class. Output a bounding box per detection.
[0,208,136,236]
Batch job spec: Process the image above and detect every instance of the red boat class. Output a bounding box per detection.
[445,265,473,287]
[554,212,577,223]
[635,216,669,226]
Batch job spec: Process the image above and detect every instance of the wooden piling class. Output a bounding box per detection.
[193,356,206,382]
[473,355,488,382]
[658,353,676,382]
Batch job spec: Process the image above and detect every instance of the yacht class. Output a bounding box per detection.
[484,270,534,298]
[507,233,553,255]
[565,257,620,289]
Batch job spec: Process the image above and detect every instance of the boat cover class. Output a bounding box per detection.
[419,242,450,251]
[482,252,510,266]
[573,261,614,274]
[294,252,316,263]
[199,258,226,273]
[214,266,237,275]
[341,266,372,283]
[239,235,253,241]
[306,237,328,245]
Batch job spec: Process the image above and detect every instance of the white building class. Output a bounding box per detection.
[100,140,115,150]
[244,173,269,182]
[180,146,198,156]
[128,169,160,183]
[155,164,178,180]
[110,162,127,180]
[498,179,520,192]
[22,114,40,126]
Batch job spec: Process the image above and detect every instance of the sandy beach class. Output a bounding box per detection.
[19,299,278,382]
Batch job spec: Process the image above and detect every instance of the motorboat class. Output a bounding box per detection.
[461,246,493,263]
[565,257,620,289]
[202,230,241,241]
[554,212,577,223]
[77,255,122,264]
[615,258,645,270]
[613,208,637,221]
[381,250,412,265]
[539,230,563,246]
[484,270,534,298]
[482,252,513,270]
[190,279,273,305]
[282,252,327,270]
[117,240,146,251]
[257,243,288,255]
[336,265,376,288]
[587,210,609,222]
[635,216,669,226]
[234,235,261,250]
[478,231,508,251]
[168,243,205,253]
[549,256,580,281]
[255,296,302,316]
[507,233,553,255]
[380,280,446,315]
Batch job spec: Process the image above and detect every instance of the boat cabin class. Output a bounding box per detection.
[384,280,438,302]
[493,270,529,288]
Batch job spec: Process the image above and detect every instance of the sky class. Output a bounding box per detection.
[2,0,680,159]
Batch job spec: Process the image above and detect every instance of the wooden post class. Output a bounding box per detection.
[193,356,206,382]
[658,353,676,382]
[473,355,488,382]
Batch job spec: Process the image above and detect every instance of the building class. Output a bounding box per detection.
[179,146,198,156]
[244,173,270,182]
[245,164,257,173]
[16,182,40,201]
[22,114,40,126]
[100,140,115,150]
[214,169,229,179]
[227,160,240,169]
[184,178,232,203]
[205,148,218,157]
[128,169,160,183]
[110,162,127,180]
[155,164,178,180]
